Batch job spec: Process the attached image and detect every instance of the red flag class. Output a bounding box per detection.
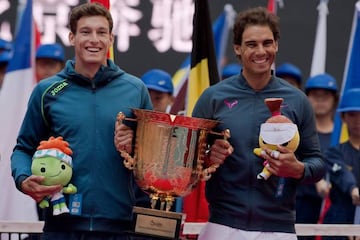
[268,0,276,70]
[267,0,277,13]
[267,0,284,14]
[181,0,222,227]
[90,0,109,9]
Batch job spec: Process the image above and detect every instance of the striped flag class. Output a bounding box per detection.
[170,4,235,115]
[186,0,220,116]
[181,0,224,224]
[0,0,38,221]
[331,0,360,146]
[310,0,329,77]
[90,0,114,60]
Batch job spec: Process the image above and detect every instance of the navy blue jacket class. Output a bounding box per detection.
[324,141,360,224]
[192,74,325,233]
[11,59,152,233]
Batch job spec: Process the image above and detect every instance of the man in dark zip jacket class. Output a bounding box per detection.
[114,6,325,240]
[11,2,153,239]
[191,7,325,240]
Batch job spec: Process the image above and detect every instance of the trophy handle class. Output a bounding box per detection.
[201,129,231,181]
[116,112,137,170]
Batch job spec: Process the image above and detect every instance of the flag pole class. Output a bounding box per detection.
[310,0,329,77]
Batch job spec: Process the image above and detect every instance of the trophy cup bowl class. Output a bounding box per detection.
[117,109,220,239]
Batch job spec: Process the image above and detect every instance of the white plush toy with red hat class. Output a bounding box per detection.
[254,98,300,180]
[31,136,77,215]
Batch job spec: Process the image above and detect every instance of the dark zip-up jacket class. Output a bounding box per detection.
[11,59,152,233]
[324,141,360,224]
[192,73,325,233]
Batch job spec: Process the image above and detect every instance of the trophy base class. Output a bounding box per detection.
[132,206,184,239]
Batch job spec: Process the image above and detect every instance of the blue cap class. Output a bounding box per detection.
[276,63,302,84]
[222,63,242,78]
[0,39,13,63]
[0,39,12,51]
[141,69,174,94]
[337,88,360,112]
[0,51,12,63]
[36,43,65,62]
[305,73,338,93]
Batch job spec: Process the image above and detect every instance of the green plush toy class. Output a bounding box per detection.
[31,136,77,215]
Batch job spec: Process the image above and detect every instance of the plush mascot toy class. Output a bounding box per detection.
[31,136,77,215]
[254,98,300,180]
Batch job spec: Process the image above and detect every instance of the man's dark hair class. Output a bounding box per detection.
[233,6,280,45]
[69,2,113,34]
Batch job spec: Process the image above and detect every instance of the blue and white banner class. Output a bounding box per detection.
[0,0,38,221]
[331,0,360,146]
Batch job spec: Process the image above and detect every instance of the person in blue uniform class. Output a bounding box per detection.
[322,88,360,240]
[11,2,153,239]
[0,38,13,89]
[141,69,174,113]
[276,62,303,89]
[35,43,65,82]
[190,7,324,240]
[296,73,338,240]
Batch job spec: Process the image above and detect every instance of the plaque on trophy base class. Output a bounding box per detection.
[132,206,183,239]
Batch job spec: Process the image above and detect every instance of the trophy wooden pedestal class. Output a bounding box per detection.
[132,206,183,239]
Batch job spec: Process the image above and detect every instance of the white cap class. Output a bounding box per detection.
[260,123,298,145]
[33,149,72,166]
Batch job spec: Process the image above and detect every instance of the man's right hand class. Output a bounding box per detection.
[21,175,62,202]
[207,138,234,167]
[114,113,134,154]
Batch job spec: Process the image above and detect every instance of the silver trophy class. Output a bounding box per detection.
[117,109,227,239]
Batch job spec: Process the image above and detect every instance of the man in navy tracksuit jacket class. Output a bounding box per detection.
[193,72,324,236]
[115,6,325,240]
[192,7,325,240]
[322,88,360,240]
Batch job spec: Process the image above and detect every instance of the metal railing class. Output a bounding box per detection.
[183,222,360,236]
[1,221,360,238]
